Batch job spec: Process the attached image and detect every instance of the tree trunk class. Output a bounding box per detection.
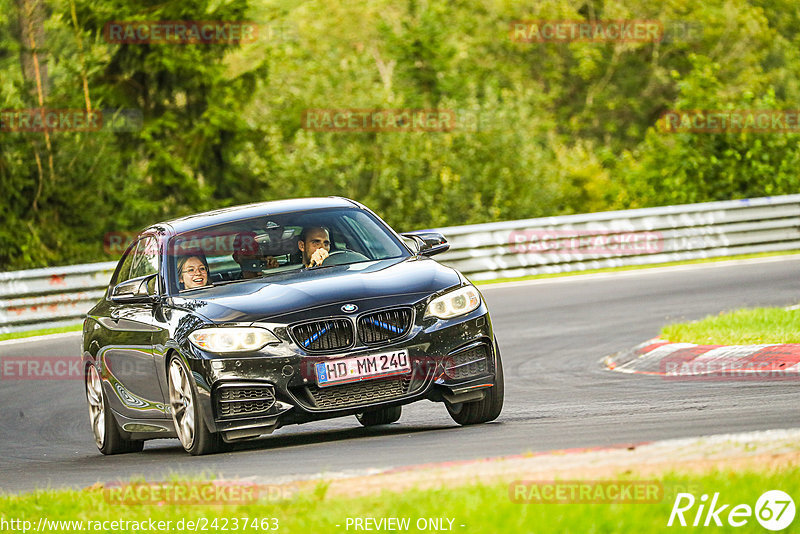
[15,0,49,100]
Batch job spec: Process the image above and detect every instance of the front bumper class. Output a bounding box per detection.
[183,304,497,441]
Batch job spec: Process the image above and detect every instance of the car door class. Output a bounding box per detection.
[101,236,168,420]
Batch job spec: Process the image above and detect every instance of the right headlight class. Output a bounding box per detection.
[424,286,481,320]
[188,327,279,353]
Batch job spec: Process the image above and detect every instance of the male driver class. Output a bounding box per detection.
[298,226,331,268]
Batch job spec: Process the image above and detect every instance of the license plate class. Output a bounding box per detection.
[315,349,410,387]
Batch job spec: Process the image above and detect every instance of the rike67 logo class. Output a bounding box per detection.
[668,490,795,530]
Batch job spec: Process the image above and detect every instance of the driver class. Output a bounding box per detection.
[298,226,331,268]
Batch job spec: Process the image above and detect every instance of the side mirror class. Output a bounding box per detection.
[111,274,159,303]
[401,232,450,257]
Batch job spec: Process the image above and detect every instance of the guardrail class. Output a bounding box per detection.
[1,195,799,333]
[433,195,800,280]
[0,261,117,334]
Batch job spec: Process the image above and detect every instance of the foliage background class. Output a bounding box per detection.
[1,0,798,269]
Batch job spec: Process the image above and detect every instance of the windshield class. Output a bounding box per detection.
[167,207,409,293]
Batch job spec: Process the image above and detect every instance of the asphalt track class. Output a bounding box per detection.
[1,257,798,493]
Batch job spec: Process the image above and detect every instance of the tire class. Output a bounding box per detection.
[85,364,144,455]
[446,339,504,425]
[168,356,223,455]
[355,405,402,426]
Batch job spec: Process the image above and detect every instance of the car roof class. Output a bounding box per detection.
[147,197,360,235]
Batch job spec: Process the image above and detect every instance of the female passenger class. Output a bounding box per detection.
[177,255,209,289]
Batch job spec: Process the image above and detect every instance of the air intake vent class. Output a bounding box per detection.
[291,318,354,352]
[358,308,413,344]
[216,385,276,419]
[445,345,489,380]
[306,376,411,409]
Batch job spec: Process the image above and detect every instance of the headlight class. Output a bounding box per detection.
[188,327,279,353]
[424,286,481,319]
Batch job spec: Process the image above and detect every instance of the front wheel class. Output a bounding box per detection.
[168,356,223,455]
[356,405,402,426]
[86,364,144,455]
[446,340,504,425]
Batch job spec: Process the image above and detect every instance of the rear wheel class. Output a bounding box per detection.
[168,356,223,455]
[446,340,504,425]
[355,405,402,426]
[85,365,144,455]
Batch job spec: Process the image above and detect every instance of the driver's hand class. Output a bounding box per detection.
[265,256,278,268]
[309,248,329,267]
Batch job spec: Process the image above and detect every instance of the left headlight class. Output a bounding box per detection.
[188,327,279,353]
[424,285,481,319]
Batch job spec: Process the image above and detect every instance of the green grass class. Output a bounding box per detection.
[662,307,800,344]
[0,324,81,342]
[472,249,800,286]
[1,468,798,533]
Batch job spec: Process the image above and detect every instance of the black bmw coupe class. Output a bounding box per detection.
[82,197,503,455]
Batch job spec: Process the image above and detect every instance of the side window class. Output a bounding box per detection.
[111,245,137,287]
[129,237,159,279]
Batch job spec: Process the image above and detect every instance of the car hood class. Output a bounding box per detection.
[169,257,462,324]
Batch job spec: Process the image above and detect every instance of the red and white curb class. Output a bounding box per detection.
[604,338,800,378]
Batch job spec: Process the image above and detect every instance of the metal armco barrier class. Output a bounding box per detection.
[1,195,799,333]
[433,195,800,281]
[0,262,117,334]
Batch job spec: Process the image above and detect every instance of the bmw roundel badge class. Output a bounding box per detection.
[341,303,358,313]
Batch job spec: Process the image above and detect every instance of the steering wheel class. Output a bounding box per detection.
[321,249,370,266]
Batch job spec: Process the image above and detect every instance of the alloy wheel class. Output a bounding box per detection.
[86,365,105,448]
[169,359,195,450]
